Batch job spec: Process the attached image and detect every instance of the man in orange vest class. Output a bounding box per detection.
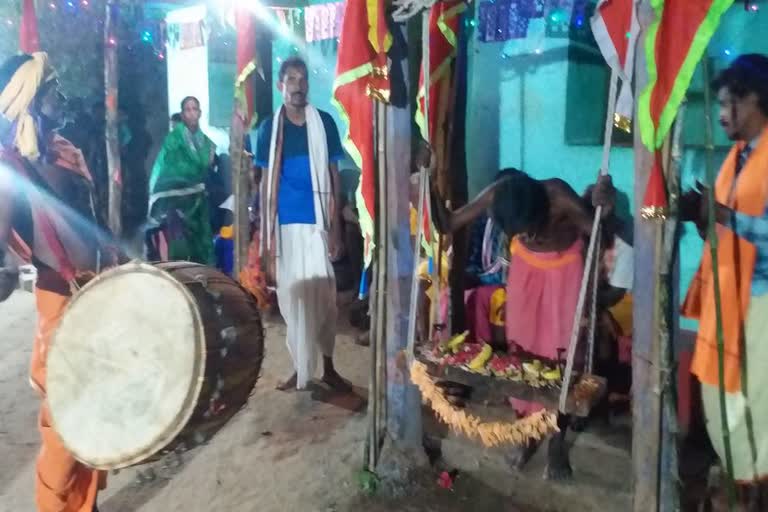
[680,54,768,508]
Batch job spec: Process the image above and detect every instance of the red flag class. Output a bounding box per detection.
[637,0,733,217]
[415,1,465,255]
[20,0,40,54]
[234,8,257,128]
[416,1,465,152]
[332,0,391,268]
[640,151,668,219]
[591,0,640,132]
[638,0,733,151]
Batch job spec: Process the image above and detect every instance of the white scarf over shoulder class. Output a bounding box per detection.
[261,104,331,257]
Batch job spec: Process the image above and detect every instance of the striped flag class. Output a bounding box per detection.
[415,0,465,256]
[637,0,733,216]
[591,0,640,132]
[638,0,733,151]
[332,0,391,268]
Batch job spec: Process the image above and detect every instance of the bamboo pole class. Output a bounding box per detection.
[701,57,736,509]
[366,265,379,471]
[657,101,684,512]
[376,100,388,451]
[367,99,389,470]
[420,11,440,343]
[104,0,121,237]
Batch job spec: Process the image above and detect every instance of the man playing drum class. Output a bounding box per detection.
[255,56,350,392]
[0,53,118,512]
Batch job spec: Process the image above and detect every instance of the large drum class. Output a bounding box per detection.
[46,261,264,470]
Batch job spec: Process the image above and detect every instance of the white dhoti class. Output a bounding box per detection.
[276,224,337,389]
[701,293,768,482]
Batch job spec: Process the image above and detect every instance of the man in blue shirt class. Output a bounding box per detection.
[255,56,350,392]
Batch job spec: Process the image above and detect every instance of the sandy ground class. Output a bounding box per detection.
[0,289,544,512]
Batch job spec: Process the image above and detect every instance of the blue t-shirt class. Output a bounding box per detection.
[254,111,345,225]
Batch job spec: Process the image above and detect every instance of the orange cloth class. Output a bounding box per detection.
[682,128,768,393]
[32,288,104,512]
[239,230,270,310]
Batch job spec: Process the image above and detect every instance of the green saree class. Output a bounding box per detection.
[148,123,215,265]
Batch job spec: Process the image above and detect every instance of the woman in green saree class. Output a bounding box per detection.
[148,96,215,264]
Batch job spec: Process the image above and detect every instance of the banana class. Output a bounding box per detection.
[522,360,542,376]
[467,343,493,371]
[441,330,470,353]
[542,366,562,381]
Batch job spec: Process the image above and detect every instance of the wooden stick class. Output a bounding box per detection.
[230,115,247,277]
[104,0,121,238]
[406,169,428,367]
[658,104,684,512]
[559,69,619,411]
[366,265,379,472]
[376,100,388,448]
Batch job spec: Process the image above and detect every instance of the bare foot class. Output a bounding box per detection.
[544,435,573,481]
[322,369,352,393]
[505,439,539,471]
[276,373,298,391]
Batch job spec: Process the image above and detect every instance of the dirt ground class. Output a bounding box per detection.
[0,289,545,512]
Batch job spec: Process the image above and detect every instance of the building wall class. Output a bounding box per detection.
[165,4,229,152]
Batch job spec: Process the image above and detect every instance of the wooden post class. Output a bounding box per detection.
[104,0,121,237]
[382,21,424,455]
[230,115,249,277]
[632,1,663,509]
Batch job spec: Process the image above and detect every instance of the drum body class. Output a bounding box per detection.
[46,261,264,470]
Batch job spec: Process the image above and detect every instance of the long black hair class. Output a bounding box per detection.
[490,169,549,237]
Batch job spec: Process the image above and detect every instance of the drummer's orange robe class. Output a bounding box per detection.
[5,137,107,512]
[31,288,106,512]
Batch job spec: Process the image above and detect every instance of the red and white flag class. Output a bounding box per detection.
[591,0,640,131]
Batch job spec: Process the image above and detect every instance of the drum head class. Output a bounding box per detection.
[47,262,206,469]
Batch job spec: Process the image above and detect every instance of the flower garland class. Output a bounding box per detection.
[410,360,559,447]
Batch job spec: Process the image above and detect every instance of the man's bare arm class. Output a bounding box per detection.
[431,178,504,234]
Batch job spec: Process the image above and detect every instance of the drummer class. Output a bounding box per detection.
[0,53,119,512]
